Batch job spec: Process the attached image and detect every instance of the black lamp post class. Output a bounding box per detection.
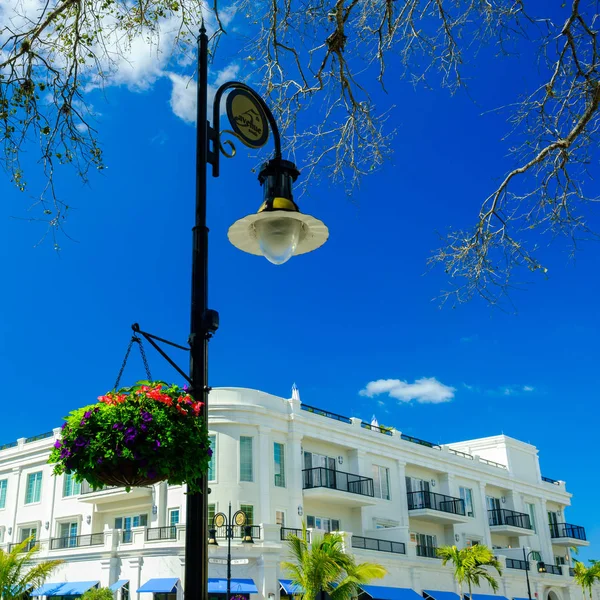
[185,23,329,600]
[208,504,254,600]
[524,548,547,600]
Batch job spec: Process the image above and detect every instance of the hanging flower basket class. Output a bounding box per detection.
[49,381,211,492]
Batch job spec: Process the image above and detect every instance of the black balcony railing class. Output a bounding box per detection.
[416,545,439,558]
[8,540,38,552]
[24,431,54,443]
[360,422,393,436]
[0,441,18,451]
[549,523,586,540]
[351,535,405,555]
[300,404,352,424]
[214,524,261,540]
[280,527,311,542]
[506,558,530,571]
[407,491,465,516]
[50,533,104,550]
[303,467,374,497]
[545,564,562,575]
[122,530,133,543]
[488,509,532,530]
[146,526,177,541]
[400,434,441,450]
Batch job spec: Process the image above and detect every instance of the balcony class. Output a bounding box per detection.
[78,482,152,509]
[407,491,468,524]
[146,526,177,541]
[302,467,376,506]
[281,527,311,543]
[488,509,534,536]
[506,558,529,571]
[352,535,405,555]
[50,533,104,550]
[545,564,563,576]
[214,525,261,540]
[416,545,440,559]
[549,523,589,547]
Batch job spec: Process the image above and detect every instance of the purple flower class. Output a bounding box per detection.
[140,423,148,432]
[97,457,103,464]
[61,422,67,430]
[116,447,122,457]
[152,439,161,451]
[123,427,137,446]
[84,411,92,419]
[146,469,158,479]
[74,436,87,448]
[94,407,100,413]
[54,440,62,449]
[141,411,153,423]
[208,447,213,458]
[112,423,124,431]
[60,448,72,459]
[183,384,188,391]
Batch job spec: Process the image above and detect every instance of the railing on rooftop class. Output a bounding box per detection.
[542,476,561,485]
[360,422,393,436]
[0,441,18,451]
[549,523,586,541]
[400,434,441,450]
[146,526,177,541]
[280,527,311,543]
[351,535,405,555]
[407,491,465,516]
[488,508,532,530]
[448,448,473,460]
[303,467,374,497]
[416,545,440,559]
[50,533,104,550]
[478,457,507,470]
[300,404,352,424]
[545,564,562,575]
[24,431,54,443]
[506,558,530,571]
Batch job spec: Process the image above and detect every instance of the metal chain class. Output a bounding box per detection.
[113,335,153,391]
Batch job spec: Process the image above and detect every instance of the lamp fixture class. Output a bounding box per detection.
[455,534,460,542]
[242,525,254,544]
[297,505,303,517]
[152,505,158,515]
[430,479,436,487]
[208,529,218,546]
[337,456,343,465]
[228,159,329,265]
[537,561,547,574]
[7,527,11,535]
[86,515,91,525]
[44,521,49,530]
[501,496,506,504]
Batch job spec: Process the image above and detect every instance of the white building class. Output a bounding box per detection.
[0,387,592,600]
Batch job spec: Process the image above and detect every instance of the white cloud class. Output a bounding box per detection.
[523,385,535,392]
[460,334,479,343]
[360,377,456,404]
[487,384,536,396]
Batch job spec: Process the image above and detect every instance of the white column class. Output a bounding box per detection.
[395,461,409,528]
[156,482,168,527]
[477,482,492,547]
[258,426,272,525]
[539,498,554,562]
[288,432,304,528]
[129,556,143,600]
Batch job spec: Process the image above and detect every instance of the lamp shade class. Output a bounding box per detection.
[228,159,328,264]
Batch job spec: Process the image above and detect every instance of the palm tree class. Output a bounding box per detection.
[282,526,387,600]
[572,560,600,600]
[0,537,63,600]
[437,545,502,599]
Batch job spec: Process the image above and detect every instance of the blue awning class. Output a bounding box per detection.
[513,597,531,600]
[467,595,510,600]
[137,578,179,593]
[109,580,129,592]
[31,582,99,597]
[424,590,461,600]
[360,586,423,600]
[280,580,304,595]
[208,579,258,594]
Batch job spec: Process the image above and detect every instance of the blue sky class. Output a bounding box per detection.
[0,2,598,559]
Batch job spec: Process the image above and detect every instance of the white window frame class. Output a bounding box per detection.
[239,436,254,482]
[527,502,537,533]
[208,435,216,483]
[274,442,286,488]
[168,508,180,526]
[372,465,391,500]
[62,473,81,498]
[24,471,43,505]
[0,479,7,509]
[460,486,475,517]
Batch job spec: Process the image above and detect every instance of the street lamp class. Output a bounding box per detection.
[208,504,254,600]
[524,549,547,600]
[185,22,329,600]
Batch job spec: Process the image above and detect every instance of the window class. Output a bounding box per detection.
[0,479,6,509]
[169,509,180,526]
[62,473,81,497]
[527,503,537,533]
[19,526,37,546]
[412,532,437,550]
[306,515,340,532]
[208,504,216,526]
[466,539,480,548]
[25,472,42,504]
[114,514,148,530]
[486,496,501,511]
[274,443,286,487]
[59,522,78,548]
[372,465,390,500]
[374,518,399,529]
[555,556,566,566]
[240,437,253,482]
[276,511,285,526]
[208,435,216,482]
[240,504,254,525]
[460,487,475,517]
